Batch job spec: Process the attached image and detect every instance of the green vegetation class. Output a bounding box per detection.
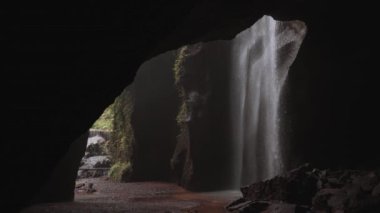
[91,103,115,131]
[173,46,189,125]
[173,46,189,85]
[88,85,135,182]
[100,45,192,182]
[107,85,135,182]
[108,161,132,181]
[176,100,188,124]
[171,46,193,185]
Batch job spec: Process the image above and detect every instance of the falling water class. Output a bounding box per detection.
[231,16,307,186]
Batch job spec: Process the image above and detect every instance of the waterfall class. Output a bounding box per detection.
[231,16,307,187]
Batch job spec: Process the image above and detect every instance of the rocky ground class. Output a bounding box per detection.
[22,177,240,213]
[77,135,112,179]
[227,164,380,213]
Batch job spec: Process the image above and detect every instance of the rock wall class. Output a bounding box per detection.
[108,51,179,182]
[110,10,380,191]
[171,43,234,190]
[32,132,88,203]
[108,85,136,182]
[130,51,180,181]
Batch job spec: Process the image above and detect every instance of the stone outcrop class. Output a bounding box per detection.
[32,133,89,204]
[107,85,136,182]
[227,164,380,213]
[106,51,179,182]
[77,156,111,178]
[85,135,108,157]
[171,42,234,190]
[78,133,112,178]
[240,164,318,205]
[130,51,179,181]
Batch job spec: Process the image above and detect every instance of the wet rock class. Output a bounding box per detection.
[227,165,380,213]
[86,183,96,193]
[240,163,318,205]
[349,196,380,213]
[80,156,111,169]
[325,178,341,188]
[78,169,108,179]
[78,156,111,178]
[226,198,256,212]
[240,176,288,202]
[312,188,348,212]
[329,191,347,205]
[75,183,85,189]
[240,202,269,213]
[264,202,310,213]
[372,183,380,196]
[344,183,362,207]
[226,200,310,213]
[354,172,379,192]
[75,182,97,194]
[87,135,106,145]
[85,136,108,157]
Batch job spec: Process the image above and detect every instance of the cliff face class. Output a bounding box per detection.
[171,43,234,190]
[130,51,179,181]
[170,17,306,190]
[3,1,380,211]
[108,85,135,182]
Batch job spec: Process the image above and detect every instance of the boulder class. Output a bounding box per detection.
[353,172,379,192]
[80,156,111,169]
[372,183,380,196]
[85,136,108,157]
[227,165,380,213]
[312,188,347,212]
[240,164,318,205]
[226,199,310,213]
[78,156,111,178]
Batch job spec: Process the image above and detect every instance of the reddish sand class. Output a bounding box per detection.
[22,177,241,213]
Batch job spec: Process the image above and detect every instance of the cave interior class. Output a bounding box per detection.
[3,1,380,212]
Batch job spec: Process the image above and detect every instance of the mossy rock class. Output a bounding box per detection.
[91,103,115,131]
[108,162,132,182]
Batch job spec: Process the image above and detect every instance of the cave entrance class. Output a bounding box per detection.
[73,45,243,212]
[72,15,306,212]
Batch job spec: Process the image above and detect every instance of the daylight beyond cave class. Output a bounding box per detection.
[86,16,307,190]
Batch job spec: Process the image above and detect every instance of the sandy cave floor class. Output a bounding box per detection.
[22,177,241,213]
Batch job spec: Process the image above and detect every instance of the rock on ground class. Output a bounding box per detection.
[227,164,380,213]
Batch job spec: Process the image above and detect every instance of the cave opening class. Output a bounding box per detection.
[19,9,380,212]
[64,15,307,212]
[7,1,380,212]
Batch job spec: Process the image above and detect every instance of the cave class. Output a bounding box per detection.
[4,1,380,213]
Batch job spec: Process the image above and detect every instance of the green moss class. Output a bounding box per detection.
[176,100,188,124]
[173,46,188,85]
[173,46,190,126]
[107,85,135,182]
[91,103,115,131]
[171,46,194,185]
[108,161,131,181]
